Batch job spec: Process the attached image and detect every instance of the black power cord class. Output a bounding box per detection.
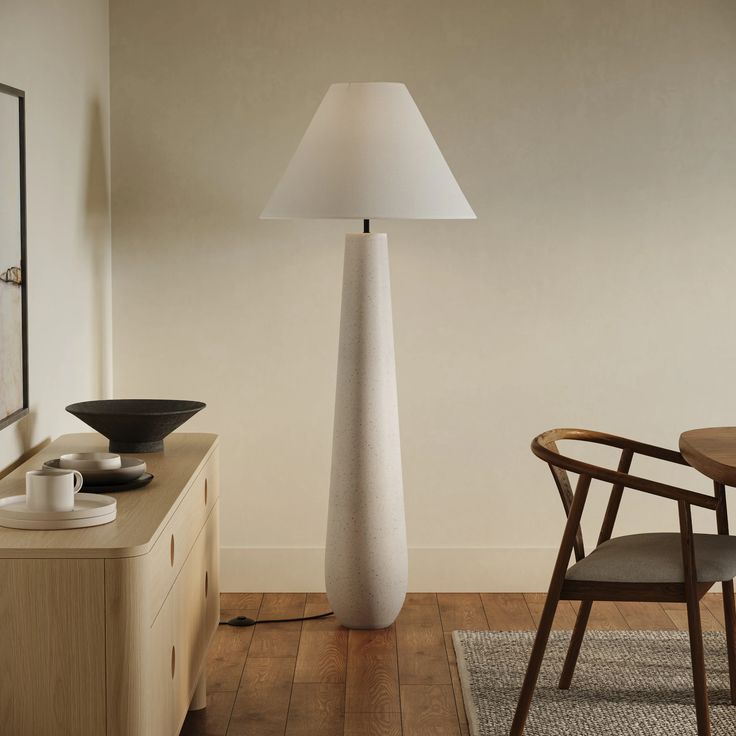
[220,611,334,627]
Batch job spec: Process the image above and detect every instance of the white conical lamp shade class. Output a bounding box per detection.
[261,82,475,220]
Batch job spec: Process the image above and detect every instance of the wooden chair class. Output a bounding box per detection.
[510,428,736,736]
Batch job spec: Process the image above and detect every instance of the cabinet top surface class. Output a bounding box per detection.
[0,433,218,558]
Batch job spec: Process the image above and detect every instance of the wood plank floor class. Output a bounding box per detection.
[180,591,734,736]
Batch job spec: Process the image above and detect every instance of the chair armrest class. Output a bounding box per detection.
[532,438,717,510]
[599,467,717,510]
[551,428,688,466]
[625,440,689,466]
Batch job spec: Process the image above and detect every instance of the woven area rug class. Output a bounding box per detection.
[453,630,736,735]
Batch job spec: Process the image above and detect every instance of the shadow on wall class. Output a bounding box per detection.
[84,97,112,400]
[0,410,50,479]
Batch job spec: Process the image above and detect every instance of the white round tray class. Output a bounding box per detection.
[0,509,117,530]
[0,493,117,527]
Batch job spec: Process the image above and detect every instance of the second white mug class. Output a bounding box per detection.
[26,468,84,513]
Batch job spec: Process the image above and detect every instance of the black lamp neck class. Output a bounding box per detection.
[363,219,370,234]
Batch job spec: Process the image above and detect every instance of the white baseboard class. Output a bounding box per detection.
[220,546,557,593]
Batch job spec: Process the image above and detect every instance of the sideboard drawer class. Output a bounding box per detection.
[148,450,219,624]
[172,507,219,731]
[148,587,175,734]
[149,504,219,735]
[171,533,204,725]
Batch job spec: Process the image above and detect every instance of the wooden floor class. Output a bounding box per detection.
[180,591,733,736]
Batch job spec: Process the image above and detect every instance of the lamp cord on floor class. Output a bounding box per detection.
[219,611,334,627]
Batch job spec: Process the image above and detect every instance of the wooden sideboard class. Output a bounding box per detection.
[0,432,220,736]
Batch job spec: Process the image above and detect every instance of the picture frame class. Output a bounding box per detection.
[0,82,28,431]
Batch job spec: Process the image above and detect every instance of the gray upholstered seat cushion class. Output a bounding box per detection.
[566,533,736,583]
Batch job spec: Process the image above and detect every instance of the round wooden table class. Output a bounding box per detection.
[680,427,736,486]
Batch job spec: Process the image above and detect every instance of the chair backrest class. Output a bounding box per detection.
[531,428,682,561]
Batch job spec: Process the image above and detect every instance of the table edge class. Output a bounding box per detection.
[679,429,736,487]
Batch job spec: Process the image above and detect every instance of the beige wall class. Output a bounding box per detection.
[110,0,736,591]
[0,0,112,473]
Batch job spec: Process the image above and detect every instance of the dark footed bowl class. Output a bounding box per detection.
[66,399,206,453]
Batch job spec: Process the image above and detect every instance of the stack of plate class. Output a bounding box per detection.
[43,457,153,492]
[0,493,117,530]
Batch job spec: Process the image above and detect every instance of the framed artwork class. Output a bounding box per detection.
[0,82,28,431]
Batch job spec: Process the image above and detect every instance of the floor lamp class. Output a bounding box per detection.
[262,82,475,629]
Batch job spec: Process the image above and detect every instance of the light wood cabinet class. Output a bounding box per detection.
[0,433,220,736]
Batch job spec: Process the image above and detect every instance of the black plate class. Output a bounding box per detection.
[83,473,154,493]
[44,457,146,485]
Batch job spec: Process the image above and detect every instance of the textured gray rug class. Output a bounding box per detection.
[453,630,736,735]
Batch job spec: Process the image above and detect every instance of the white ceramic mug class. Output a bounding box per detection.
[26,468,84,513]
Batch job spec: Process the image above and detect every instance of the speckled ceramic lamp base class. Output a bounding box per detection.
[325,233,408,630]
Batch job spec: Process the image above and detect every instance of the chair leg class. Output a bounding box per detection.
[558,600,592,690]
[715,484,736,705]
[510,473,591,736]
[509,590,560,736]
[680,501,711,736]
[684,589,711,735]
[722,579,736,705]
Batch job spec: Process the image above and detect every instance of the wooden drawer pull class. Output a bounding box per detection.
[204,479,208,505]
[170,534,175,566]
[205,570,209,598]
[171,645,176,679]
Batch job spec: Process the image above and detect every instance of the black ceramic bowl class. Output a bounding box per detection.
[66,399,206,453]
